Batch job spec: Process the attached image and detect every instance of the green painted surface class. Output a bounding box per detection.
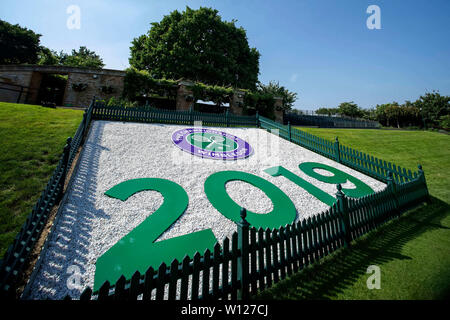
[94,178,217,291]
[204,171,297,229]
[299,162,374,198]
[264,166,336,206]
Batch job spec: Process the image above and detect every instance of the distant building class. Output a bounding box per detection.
[0,65,125,107]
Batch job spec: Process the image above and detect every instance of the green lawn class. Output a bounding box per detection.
[0,102,83,257]
[1,106,449,299]
[256,127,450,300]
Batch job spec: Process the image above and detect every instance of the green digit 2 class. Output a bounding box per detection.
[94,178,217,291]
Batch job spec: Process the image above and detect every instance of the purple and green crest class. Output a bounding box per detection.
[172,128,253,160]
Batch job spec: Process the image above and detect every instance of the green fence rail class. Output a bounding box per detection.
[285,113,380,129]
[259,116,414,184]
[0,98,430,300]
[73,170,429,301]
[0,99,95,299]
[92,102,258,127]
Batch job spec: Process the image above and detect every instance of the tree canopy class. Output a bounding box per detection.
[256,81,297,111]
[0,19,104,69]
[38,46,104,69]
[59,46,104,69]
[337,101,364,118]
[0,19,41,64]
[415,90,450,127]
[129,7,260,90]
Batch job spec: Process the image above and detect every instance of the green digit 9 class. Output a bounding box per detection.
[298,162,374,198]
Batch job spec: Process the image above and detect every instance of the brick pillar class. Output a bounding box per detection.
[176,80,194,111]
[274,96,284,123]
[230,89,245,115]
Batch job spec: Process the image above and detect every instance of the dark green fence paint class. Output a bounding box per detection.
[94,178,217,291]
[264,166,336,206]
[299,162,374,198]
[1,99,429,300]
[204,171,297,229]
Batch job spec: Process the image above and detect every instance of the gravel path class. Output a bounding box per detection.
[23,121,385,299]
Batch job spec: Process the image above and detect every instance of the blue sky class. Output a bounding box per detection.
[1,0,449,110]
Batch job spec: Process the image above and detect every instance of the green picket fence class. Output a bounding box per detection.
[74,169,429,301]
[0,97,431,300]
[259,116,415,184]
[92,102,258,127]
[285,113,380,129]
[0,99,96,299]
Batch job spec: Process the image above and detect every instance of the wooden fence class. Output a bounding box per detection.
[74,170,429,301]
[92,101,258,128]
[0,98,430,300]
[0,100,95,299]
[259,116,413,184]
[285,112,380,129]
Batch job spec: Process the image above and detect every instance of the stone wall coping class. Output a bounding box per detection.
[0,64,126,77]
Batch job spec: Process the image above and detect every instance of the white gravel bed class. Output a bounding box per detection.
[23,120,385,299]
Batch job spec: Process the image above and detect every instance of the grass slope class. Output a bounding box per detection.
[1,107,448,299]
[0,103,83,257]
[256,127,450,300]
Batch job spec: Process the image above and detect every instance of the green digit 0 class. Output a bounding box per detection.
[94,178,217,291]
[204,170,297,229]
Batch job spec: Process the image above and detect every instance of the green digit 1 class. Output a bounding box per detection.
[204,171,296,229]
[298,162,374,198]
[264,166,336,206]
[94,178,217,291]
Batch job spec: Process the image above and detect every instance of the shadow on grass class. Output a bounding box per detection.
[255,196,450,300]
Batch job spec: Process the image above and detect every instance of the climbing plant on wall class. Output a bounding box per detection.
[123,68,178,101]
[189,82,234,105]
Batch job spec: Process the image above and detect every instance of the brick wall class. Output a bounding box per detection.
[0,65,125,107]
[64,72,124,107]
[0,70,34,104]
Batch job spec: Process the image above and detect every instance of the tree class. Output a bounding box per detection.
[37,47,61,65]
[37,46,104,69]
[59,46,104,69]
[414,90,450,128]
[129,7,260,90]
[256,81,297,111]
[337,101,364,118]
[384,102,402,128]
[316,107,339,116]
[0,19,41,64]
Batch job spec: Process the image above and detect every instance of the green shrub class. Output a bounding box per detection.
[106,97,138,108]
[189,82,234,105]
[439,115,450,131]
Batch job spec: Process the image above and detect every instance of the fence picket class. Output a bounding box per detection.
[222,237,230,300]
[143,266,155,301]
[1,99,429,301]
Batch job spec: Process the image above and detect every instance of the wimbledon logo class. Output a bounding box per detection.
[172,128,253,160]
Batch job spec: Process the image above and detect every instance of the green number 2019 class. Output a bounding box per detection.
[94,162,374,290]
